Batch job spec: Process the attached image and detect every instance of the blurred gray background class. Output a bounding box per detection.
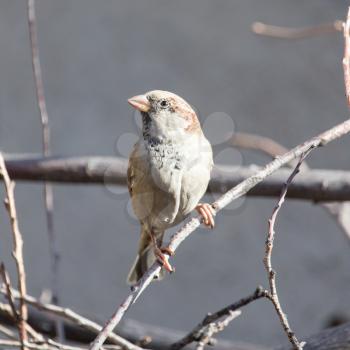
[0,1,350,348]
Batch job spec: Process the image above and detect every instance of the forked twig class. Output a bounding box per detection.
[171,287,268,349]
[0,154,28,350]
[195,310,241,350]
[263,150,313,349]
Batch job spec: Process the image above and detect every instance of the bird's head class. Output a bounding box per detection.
[128,90,201,139]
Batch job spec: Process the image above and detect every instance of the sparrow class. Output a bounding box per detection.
[127,90,215,285]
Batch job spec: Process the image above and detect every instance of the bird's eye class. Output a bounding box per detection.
[159,99,169,108]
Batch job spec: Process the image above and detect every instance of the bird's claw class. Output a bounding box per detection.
[196,203,215,228]
[154,247,174,273]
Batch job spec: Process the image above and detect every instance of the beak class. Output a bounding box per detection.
[128,94,150,112]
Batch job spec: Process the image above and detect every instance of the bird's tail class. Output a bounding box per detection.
[127,229,165,285]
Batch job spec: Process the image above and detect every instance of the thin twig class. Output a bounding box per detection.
[0,325,17,340]
[195,310,241,350]
[171,287,268,350]
[343,9,350,106]
[27,1,61,340]
[0,339,93,350]
[0,302,46,344]
[263,150,313,349]
[0,287,143,350]
[0,153,28,350]
[0,264,41,346]
[252,20,342,39]
[0,263,20,322]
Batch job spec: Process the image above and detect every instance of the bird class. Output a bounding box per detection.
[126,90,215,285]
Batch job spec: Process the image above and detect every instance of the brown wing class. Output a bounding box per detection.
[127,143,149,198]
[127,143,141,198]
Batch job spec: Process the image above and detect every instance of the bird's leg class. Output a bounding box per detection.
[148,231,174,273]
[196,203,215,228]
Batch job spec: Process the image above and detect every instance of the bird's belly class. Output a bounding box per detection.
[174,162,211,225]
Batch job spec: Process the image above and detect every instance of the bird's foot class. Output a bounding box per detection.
[154,247,175,273]
[196,203,215,228]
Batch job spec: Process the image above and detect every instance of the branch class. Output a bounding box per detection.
[0,154,28,350]
[276,321,350,350]
[0,288,143,350]
[2,298,350,350]
[230,132,350,241]
[3,155,350,201]
[171,287,268,350]
[344,9,350,107]
[27,2,61,340]
[0,324,17,340]
[252,20,342,39]
[0,303,266,350]
[263,151,313,349]
[0,339,96,350]
[195,311,242,350]
[88,112,350,350]
[0,263,20,323]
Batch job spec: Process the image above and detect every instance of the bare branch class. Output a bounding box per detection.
[88,116,350,350]
[230,132,350,241]
[3,155,350,202]
[27,1,61,340]
[230,132,293,160]
[0,339,94,350]
[0,303,266,350]
[0,288,143,350]
[0,153,28,349]
[0,263,20,323]
[0,325,17,340]
[276,320,350,350]
[343,9,350,107]
[263,151,313,349]
[195,310,242,350]
[252,20,342,39]
[171,287,268,350]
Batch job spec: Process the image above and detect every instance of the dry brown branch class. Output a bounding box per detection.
[0,153,28,349]
[27,2,61,340]
[88,111,350,350]
[2,299,350,350]
[230,132,350,241]
[3,155,350,202]
[171,287,268,350]
[0,303,266,350]
[0,288,143,350]
[263,151,313,349]
[252,20,342,39]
